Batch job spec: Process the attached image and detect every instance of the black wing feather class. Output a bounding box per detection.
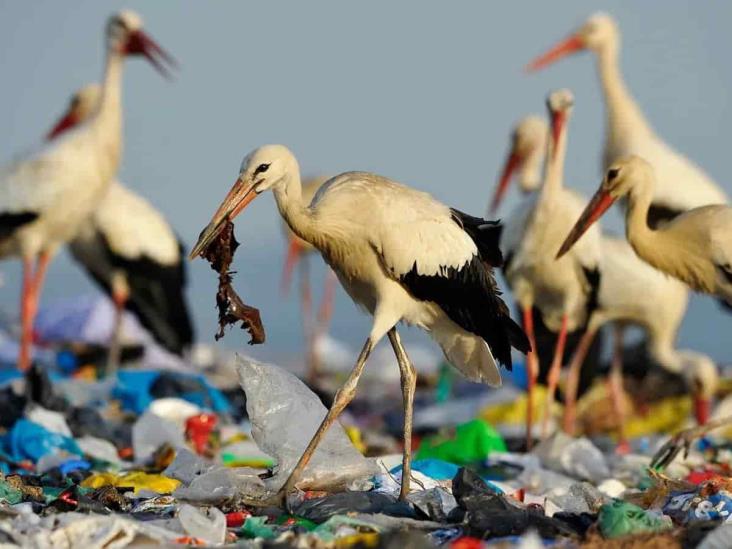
[399,210,530,369]
[0,212,38,240]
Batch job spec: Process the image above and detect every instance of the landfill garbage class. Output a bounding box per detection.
[415,418,507,464]
[598,499,673,538]
[236,356,379,491]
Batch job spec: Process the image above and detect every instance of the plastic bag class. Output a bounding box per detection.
[236,356,379,490]
[131,411,186,463]
[178,504,226,545]
[415,419,506,465]
[533,431,610,481]
[173,466,266,503]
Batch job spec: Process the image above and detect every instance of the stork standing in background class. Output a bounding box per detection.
[47,84,193,371]
[558,156,732,426]
[280,175,338,383]
[492,115,716,438]
[527,13,728,226]
[191,144,529,499]
[0,11,174,371]
[501,90,601,444]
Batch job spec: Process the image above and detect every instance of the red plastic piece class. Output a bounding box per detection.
[185,413,218,455]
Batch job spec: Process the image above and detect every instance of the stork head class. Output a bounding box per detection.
[106,10,177,78]
[556,156,652,259]
[490,115,547,213]
[679,351,719,425]
[527,12,619,71]
[47,84,101,140]
[546,88,574,158]
[190,145,299,259]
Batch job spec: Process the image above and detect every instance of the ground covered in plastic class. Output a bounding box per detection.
[0,356,731,548]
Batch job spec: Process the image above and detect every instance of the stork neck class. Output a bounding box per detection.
[625,179,657,261]
[539,116,568,199]
[273,174,316,246]
[595,45,653,143]
[96,50,124,135]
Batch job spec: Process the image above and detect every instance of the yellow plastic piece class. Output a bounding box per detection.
[81,471,181,494]
[344,425,367,454]
[335,532,379,548]
[480,385,558,425]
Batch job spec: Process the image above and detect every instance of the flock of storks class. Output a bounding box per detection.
[1,10,730,499]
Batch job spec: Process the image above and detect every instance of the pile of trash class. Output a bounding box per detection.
[0,355,730,548]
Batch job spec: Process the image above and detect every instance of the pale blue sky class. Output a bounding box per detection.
[0,1,731,365]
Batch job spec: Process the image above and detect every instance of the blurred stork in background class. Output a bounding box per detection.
[280,175,338,383]
[527,13,728,226]
[47,84,193,372]
[500,90,601,445]
[0,10,175,371]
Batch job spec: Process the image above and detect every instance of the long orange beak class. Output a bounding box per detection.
[556,188,615,259]
[189,176,257,259]
[47,111,78,140]
[490,151,521,214]
[125,29,178,79]
[526,35,584,72]
[694,396,710,425]
[281,238,304,295]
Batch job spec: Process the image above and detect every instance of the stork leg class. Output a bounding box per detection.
[106,284,128,378]
[387,328,417,500]
[608,325,628,450]
[316,269,337,331]
[562,328,597,435]
[18,252,51,372]
[280,337,373,498]
[542,314,568,439]
[522,306,539,450]
[18,257,34,372]
[298,258,319,384]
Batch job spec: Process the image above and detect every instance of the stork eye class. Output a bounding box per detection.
[607,168,620,181]
[254,163,270,175]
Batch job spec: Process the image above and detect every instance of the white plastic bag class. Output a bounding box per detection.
[237,356,379,490]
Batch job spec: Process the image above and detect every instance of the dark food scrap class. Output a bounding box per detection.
[198,219,265,345]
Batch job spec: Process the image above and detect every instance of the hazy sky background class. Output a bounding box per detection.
[1,1,731,367]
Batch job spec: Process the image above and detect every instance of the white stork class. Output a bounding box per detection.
[501,89,601,443]
[190,144,529,500]
[561,236,718,436]
[47,84,193,369]
[0,10,174,371]
[280,175,338,383]
[492,114,716,435]
[527,13,729,227]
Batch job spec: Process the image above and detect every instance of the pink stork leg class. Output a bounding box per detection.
[523,306,539,450]
[543,315,568,438]
[562,328,597,435]
[18,252,51,372]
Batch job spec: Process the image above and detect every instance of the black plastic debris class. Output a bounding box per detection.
[451,468,578,539]
[25,365,68,412]
[291,491,417,523]
[0,386,26,428]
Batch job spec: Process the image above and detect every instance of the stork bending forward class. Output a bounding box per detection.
[191,145,529,499]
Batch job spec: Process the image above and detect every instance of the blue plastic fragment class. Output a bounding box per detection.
[1,419,81,463]
[59,459,91,475]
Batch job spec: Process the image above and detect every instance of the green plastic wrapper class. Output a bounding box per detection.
[241,516,277,540]
[0,481,23,505]
[415,419,507,465]
[598,500,672,539]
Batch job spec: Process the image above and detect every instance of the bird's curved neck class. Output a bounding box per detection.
[273,174,317,246]
[625,180,658,263]
[539,117,568,200]
[88,48,124,177]
[595,44,654,144]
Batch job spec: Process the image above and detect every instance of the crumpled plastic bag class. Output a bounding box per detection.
[26,406,72,437]
[132,411,186,463]
[533,431,610,481]
[178,504,226,545]
[598,499,673,539]
[236,356,379,490]
[81,472,181,494]
[545,481,610,515]
[173,466,266,503]
[1,419,81,463]
[164,448,216,485]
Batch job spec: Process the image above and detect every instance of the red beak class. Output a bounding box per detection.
[46,112,78,140]
[550,110,566,160]
[281,238,304,296]
[694,397,710,425]
[556,188,615,259]
[490,151,521,214]
[125,29,178,79]
[526,35,585,72]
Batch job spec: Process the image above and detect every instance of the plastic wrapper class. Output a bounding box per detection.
[131,410,186,463]
[26,406,73,437]
[291,491,416,523]
[76,436,122,466]
[178,504,226,545]
[414,419,506,465]
[236,356,379,490]
[598,500,673,539]
[545,481,610,515]
[663,480,732,525]
[1,419,81,463]
[173,466,266,503]
[163,448,216,485]
[533,431,610,481]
